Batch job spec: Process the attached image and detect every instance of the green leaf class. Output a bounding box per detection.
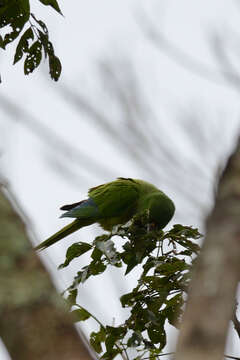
[179,250,192,256]
[0,0,10,18]
[127,305,150,332]
[142,256,158,276]
[177,238,201,254]
[38,0,63,15]
[77,267,89,283]
[91,247,102,261]
[121,234,156,274]
[147,297,165,314]
[120,291,136,307]
[31,13,48,34]
[147,325,166,348]
[0,0,25,23]
[165,293,182,308]
[61,223,202,356]
[90,327,106,354]
[141,275,171,293]
[24,40,42,75]
[120,288,149,308]
[105,326,127,340]
[59,242,92,268]
[89,260,106,275]
[49,54,62,81]
[155,258,190,276]
[124,254,138,275]
[71,308,91,322]
[69,267,89,287]
[19,0,30,14]
[13,27,34,64]
[104,327,126,356]
[101,348,121,360]
[1,0,29,46]
[66,288,77,306]
[0,35,5,49]
[147,310,160,325]
[169,224,202,240]
[127,331,142,347]
[27,13,62,80]
[163,293,184,327]
[37,30,49,58]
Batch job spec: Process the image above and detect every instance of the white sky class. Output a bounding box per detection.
[1,0,240,358]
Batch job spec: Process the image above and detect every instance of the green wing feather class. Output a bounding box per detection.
[89,178,139,217]
[88,178,140,230]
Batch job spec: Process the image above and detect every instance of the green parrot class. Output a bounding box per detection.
[35,178,175,250]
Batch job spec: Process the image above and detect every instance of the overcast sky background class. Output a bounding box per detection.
[1,0,240,358]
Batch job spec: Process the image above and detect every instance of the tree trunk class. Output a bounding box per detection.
[175,139,240,360]
[0,183,93,360]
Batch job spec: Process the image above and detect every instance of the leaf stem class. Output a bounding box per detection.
[75,304,104,328]
[28,17,39,40]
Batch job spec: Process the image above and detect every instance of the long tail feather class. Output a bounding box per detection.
[35,219,93,250]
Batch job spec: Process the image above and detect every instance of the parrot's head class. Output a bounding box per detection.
[147,192,175,229]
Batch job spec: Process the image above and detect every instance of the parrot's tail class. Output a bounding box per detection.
[35,219,93,251]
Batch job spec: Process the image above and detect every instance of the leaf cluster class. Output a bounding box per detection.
[61,214,202,360]
[0,0,62,80]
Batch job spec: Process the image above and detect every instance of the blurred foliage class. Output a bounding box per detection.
[0,0,62,81]
[61,213,202,359]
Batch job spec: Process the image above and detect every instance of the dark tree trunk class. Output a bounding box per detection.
[0,184,93,360]
[175,139,240,360]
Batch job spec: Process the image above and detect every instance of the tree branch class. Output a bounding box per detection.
[0,182,94,360]
[175,137,240,360]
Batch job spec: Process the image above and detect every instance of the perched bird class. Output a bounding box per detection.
[35,178,175,250]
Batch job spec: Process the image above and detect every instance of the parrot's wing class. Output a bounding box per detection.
[60,198,100,219]
[88,178,139,218]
